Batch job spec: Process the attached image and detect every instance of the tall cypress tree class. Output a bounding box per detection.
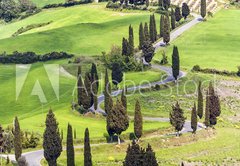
[82,73,92,109]
[149,15,154,43]
[139,22,145,49]
[144,22,149,41]
[143,144,158,166]
[163,14,170,45]
[93,74,98,110]
[170,102,186,136]
[77,66,84,106]
[84,128,92,166]
[43,109,62,166]
[14,117,22,161]
[171,8,176,30]
[121,88,127,110]
[172,46,180,80]
[112,63,123,87]
[182,3,190,19]
[128,25,134,56]
[197,81,204,119]
[123,141,144,166]
[134,100,143,140]
[122,37,129,56]
[191,103,198,134]
[90,63,99,90]
[160,15,164,38]
[67,123,75,166]
[201,0,206,18]
[163,0,170,10]
[104,69,112,114]
[175,6,182,22]
[204,90,210,128]
[106,95,114,141]
[142,39,155,63]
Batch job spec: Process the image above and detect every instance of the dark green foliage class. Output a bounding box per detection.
[129,25,134,56]
[149,15,157,43]
[122,37,129,56]
[14,117,22,161]
[175,7,182,22]
[61,129,63,141]
[93,74,98,110]
[158,0,163,7]
[0,125,3,152]
[106,95,114,140]
[197,81,204,119]
[191,103,198,134]
[77,66,83,107]
[182,3,190,19]
[172,46,180,80]
[134,100,143,140]
[104,69,112,114]
[107,99,129,144]
[0,0,19,22]
[90,63,99,89]
[74,129,77,139]
[160,15,164,38]
[142,39,155,63]
[163,0,170,10]
[139,23,145,49]
[163,14,170,44]
[204,90,210,127]
[171,9,176,30]
[112,63,123,86]
[146,0,149,7]
[170,102,186,136]
[43,0,91,9]
[17,156,28,166]
[43,109,62,166]
[121,88,127,110]
[144,22,149,41]
[160,51,168,64]
[67,124,75,166]
[201,0,207,18]
[82,73,92,109]
[144,144,158,166]
[84,128,92,166]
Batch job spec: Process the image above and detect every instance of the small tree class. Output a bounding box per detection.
[170,102,186,136]
[182,3,190,19]
[90,63,99,89]
[121,88,127,110]
[104,69,112,114]
[77,66,84,106]
[149,15,157,43]
[123,141,144,166]
[191,103,198,134]
[160,15,164,37]
[197,81,204,119]
[172,46,180,80]
[204,90,210,128]
[201,0,207,19]
[82,73,92,109]
[67,123,75,166]
[112,63,123,87]
[134,100,143,140]
[175,6,182,22]
[84,128,92,166]
[142,39,155,63]
[14,117,22,161]
[93,74,98,110]
[122,37,129,56]
[171,9,176,30]
[128,25,134,56]
[43,109,62,166]
[143,144,158,166]
[139,23,145,49]
[163,14,170,45]
[144,22,149,41]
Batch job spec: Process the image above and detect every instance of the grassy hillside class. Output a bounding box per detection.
[0,3,158,55]
[155,9,240,71]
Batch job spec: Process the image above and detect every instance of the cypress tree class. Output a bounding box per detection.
[121,88,127,110]
[182,3,190,19]
[139,22,145,49]
[197,81,204,119]
[93,74,98,110]
[163,0,170,10]
[144,22,149,41]
[153,14,157,41]
[77,66,84,106]
[84,128,92,166]
[172,46,180,80]
[170,102,186,136]
[171,9,176,30]
[14,117,22,161]
[175,6,182,22]
[201,0,206,18]
[43,109,62,166]
[134,100,143,140]
[90,63,99,90]
[112,63,123,87]
[106,95,114,141]
[142,39,155,63]
[204,90,210,128]
[191,103,198,134]
[149,15,154,43]
[160,15,164,38]
[74,129,76,139]
[104,69,112,114]
[128,25,134,56]
[163,14,170,45]
[67,123,75,166]
[82,73,92,109]
[122,37,129,56]
[143,144,158,166]
[123,141,144,166]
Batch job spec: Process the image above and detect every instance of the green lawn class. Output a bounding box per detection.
[155,9,240,71]
[0,3,158,55]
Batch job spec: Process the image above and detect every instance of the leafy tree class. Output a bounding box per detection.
[175,6,182,22]
[197,81,204,119]
[112,63,123,86]
[139,22,145,50]
[123,141,144,166]
[122,37,129,56]
[77,66,84,106]
[163,14,170,45]
[104,69,112,114]
[170,102,186,136]
[143,144,158,166]
[171,9,176,30]
[201,0,206,18]
[182,3,190,19]
[142,39,155,63]
[82,73,92,109]
[160,15,164,38]
[84,128,92,166]
[129,25,134,56]
[14,117,22,161]
[144,22,149,41]
[172,46,180,80]
[43,109,62,166]
[67,123,75,166]
[121,88,127,110]
[134,100,143,140]
[191,103,198,134]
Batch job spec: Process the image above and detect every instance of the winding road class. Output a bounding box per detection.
[0,13,204,166]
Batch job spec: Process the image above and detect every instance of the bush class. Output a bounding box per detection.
[106,1,121,9]
[160,51,168,65]
[192,65,237,76]
[42,0,91,9]
[22,131,41,149]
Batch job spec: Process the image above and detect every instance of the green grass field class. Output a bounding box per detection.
[0,3,158,55]
[155,9,240,71]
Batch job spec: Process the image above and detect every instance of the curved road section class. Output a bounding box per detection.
[0,14,203,166]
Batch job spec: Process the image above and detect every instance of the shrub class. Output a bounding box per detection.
[160,51,168,65]
[43,0,92,9]
[192,65,237,76]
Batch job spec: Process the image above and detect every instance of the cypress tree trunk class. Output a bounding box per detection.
[67,124,75,166]
[84,128,92,166]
